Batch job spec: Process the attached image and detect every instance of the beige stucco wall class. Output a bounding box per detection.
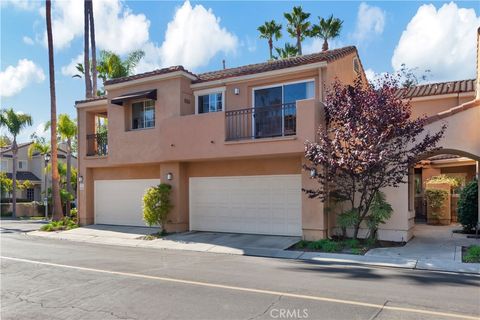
[409,94,474,119]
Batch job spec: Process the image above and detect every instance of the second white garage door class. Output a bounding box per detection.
[189,175,302,236]
[94,179,160,226]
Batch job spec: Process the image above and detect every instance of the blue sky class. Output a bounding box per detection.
[1,0,479,143]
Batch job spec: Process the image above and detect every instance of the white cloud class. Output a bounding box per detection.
[0,0,39,11]
[32,122,49,140]
[43,0,150,53]
[61,53,84,77]
[392,2,479,82]
[22,36,34,45]
[0,59,45,97]
[364,68,377,83]
[352,3,385,42]
[158,1,238,70]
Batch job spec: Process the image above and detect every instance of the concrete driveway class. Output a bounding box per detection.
[30,224,300,256]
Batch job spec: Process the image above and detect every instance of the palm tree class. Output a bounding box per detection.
[284,6,311,55]
[310,15,343,51]
[274,43,299,59]
[0,108,32,218]
[97,50,145,81]
[257,20,282,60]
[88,0,98,96]
[51,114,76,214]
[83,0,92,99]
[46,0,64,221]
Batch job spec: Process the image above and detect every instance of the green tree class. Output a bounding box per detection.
[275,43,299,59]
[0,135,12,147]
[46,0,64,221]
[310,15,343,51]
[458,180,478,232]
[143,184,173,235]
[257,20,282,60]
[46,114,77,214]
[0,172,13,198]
[97,50,145,81]
[284,6,311,55]
[0,108,32,217]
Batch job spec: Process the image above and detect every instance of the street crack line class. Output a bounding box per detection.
[369,300,390,320]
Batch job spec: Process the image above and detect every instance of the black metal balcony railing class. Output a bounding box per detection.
[225,103,296,141]
[86,132,108,156]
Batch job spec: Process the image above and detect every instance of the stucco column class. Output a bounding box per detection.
[78,167,94,225]
[160,162,189,232]
[301,160,326,241]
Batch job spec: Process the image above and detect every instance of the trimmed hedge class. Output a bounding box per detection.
[457,180,478,232]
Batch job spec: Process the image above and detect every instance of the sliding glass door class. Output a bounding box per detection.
[253,80,314,138]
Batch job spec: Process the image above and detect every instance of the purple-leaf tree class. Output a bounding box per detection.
[304,76,446,240]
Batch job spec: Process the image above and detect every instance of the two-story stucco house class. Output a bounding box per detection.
[76,46,366,240]
[0,142,77,202]
[76,42,480,242]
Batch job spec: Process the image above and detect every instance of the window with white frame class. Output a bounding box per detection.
[0,159,8,172]
[18,160,28,170]
[197,92,223,114]
[132,100,155,130]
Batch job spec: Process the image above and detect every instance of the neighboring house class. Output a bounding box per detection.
[0,142,77,202]
[76,40,480,242]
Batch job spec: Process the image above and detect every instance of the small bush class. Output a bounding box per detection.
[40,217,78,232]
[344,238,360,248]
[306,239,341,252]
[296,240,309,249]
[143,183,173,234]
[457,180,478,232]
[463,245,480,263]
[425,189,449,217]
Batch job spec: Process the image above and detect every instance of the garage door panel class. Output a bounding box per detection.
[94,179,160,226]
[189,175,301,236]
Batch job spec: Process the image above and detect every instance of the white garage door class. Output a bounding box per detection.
[94,179,160,226]
[189,175,302,236]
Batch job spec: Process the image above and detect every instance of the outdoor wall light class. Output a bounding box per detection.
[166,172,173,181]
[310,168,317,178]
[44,153,51,163]
[234,88,240,95]
[78,176,84,183]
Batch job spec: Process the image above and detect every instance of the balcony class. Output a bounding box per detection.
[86,132,108,157]
[225,103,296,141]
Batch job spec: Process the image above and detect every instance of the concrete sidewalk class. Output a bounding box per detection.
[28,223,480,275]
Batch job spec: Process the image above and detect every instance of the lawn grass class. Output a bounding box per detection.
[40,218,78,232]
[463,245,480,263]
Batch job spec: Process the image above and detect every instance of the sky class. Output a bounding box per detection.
[1,0,479,143]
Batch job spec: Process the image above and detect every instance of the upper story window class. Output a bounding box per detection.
[0,159,8,171]
[195,87,225,114]
[132,100,155,130]
[18,160,27,170]
[198,93,223,113]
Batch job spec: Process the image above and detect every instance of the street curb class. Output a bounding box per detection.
[28,231,480,275]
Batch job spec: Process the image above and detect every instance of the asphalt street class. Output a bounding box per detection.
[1,219,479,320]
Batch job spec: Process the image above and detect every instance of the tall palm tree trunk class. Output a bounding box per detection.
[46,0,64,220]
[65,138,72,215]
[268,38,273,59]
[84,0,92,98]
[322,39,328,51]
[11,139,17,218]
[296,31,302,55]
[88,0,97,96]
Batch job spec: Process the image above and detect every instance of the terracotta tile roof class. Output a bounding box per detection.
[75,95,107,105]
[194,46,357,83]
[396,79,476,99]
[6,171,41,182]
[98,46,357,88]
[103,66,196,86]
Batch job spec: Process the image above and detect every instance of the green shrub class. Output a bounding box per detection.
[457,180,478,232]
[296,240,309,249]
[142,183,173,234]
[344,238,359,248]
[321,240,341,253]
[366,192,393,240]
[425,189,449,217]
[337,209,359,238]
[427,174,464,192]
[464,245,480,263]
[40,217,78,232]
